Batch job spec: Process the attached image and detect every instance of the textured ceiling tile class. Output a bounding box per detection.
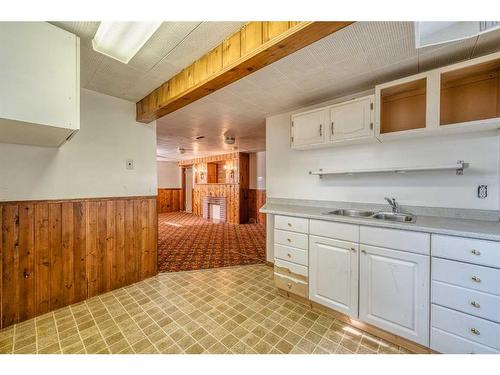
[472,28,500,57]
[372,56,419,84]
[50,21,99,48]
[356,21,414,50]
[417,37,477,71]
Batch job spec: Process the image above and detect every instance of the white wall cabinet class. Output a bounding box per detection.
[290,108,328,148]
[0,22,80,147]
[330,96,374,142]
[359,244,430,346]
[309,235,359,317]
[291,95,375,150]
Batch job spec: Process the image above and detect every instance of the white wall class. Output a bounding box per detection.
[0,88,157,201]
[157,161,181,188]
[266,111,500,210]
[249,151,266,190]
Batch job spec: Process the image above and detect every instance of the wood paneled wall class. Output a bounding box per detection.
[248,189,267,225]
[157,188,182,213]
[0,196,157,329]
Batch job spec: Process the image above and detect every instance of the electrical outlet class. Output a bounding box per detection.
[478,185,487,199]
[126,159,134,170]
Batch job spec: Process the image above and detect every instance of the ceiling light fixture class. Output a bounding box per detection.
[92,21,162,64]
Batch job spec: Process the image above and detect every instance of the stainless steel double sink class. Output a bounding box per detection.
[323,209,416,223]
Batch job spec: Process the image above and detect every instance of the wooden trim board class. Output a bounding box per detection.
[136,21,353,123]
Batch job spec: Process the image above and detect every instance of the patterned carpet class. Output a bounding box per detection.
[158,212,266,272]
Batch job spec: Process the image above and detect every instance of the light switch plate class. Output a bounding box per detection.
[478,185,487,199]
[126,159,134,170]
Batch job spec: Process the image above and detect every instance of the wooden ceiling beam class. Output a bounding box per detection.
[136,21,353,123]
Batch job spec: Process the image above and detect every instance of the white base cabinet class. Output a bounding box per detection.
[359,244,430,346]
[309,236,359,317]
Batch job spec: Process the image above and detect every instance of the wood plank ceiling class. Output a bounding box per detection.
[136,21,353,123]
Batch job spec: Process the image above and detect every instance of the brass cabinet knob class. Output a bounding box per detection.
[471,275,481,283]
[470,301,480,308]
[361,249,367,254]
[288,223,292,227]
[287,283,292,289]
[287,253,291,258]
[470,328,480,335]
[287,238,291,242]
[350,247,356,252]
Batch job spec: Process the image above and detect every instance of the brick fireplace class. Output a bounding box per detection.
[202,196,227,223]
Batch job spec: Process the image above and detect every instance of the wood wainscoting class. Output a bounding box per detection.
[248,189,267,225]
[0,196,157,329]
[157,188,182,213]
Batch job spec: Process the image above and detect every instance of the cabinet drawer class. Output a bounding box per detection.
[274,273,308,298]
[275,215,309,234]
[432,234,500,268]
[275,244,308,266]
[432,257,500,295]
[360,226,430,255]
[274,229,308,250]
[309,219,358,242]
[432,281,500,323]
[432,304,500,350]
[274,258,308,278]
[431,328,499,354]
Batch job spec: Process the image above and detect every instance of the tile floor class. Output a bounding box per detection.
[0,265,410,354]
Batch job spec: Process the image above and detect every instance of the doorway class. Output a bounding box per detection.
[185,167,193,213]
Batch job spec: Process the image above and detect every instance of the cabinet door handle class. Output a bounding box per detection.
[470,301,480,308]
[470,328,480,335]
[471,276,481,283]
[287,253,292,258]
[331,122,334,135]
[287,222,292,227]
[287,238,291,243]
[319,124,323,136]
[471,249,481,256]
[350,247,356,252]
[361,249,367,254]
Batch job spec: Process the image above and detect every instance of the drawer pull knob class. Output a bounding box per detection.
[351,247,356,252]
[471,249,481,256]
[287,238,291,242]
[470,328,480,335]
[287,283,292,289]
[361,249,367,254]
[470,301,480,308]
[471,276,481,283]
[288,223,292,227]
[287,253,292,258]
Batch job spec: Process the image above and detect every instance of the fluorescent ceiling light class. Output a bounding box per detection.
[92,21,162,63]
[415,21,500,49]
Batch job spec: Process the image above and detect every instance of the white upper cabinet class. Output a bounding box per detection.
[291,108,328,148]
[0,22,80,147]
[291,95,376,150]
[375,51,500,141]
[330,95,374,142]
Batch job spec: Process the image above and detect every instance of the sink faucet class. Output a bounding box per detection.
[384,197,399,213]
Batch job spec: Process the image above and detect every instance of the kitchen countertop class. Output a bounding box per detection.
[261,202,500,242]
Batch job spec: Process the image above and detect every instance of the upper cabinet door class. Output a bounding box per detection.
[359,244,430,346]
[330,96,374,142]
[291,108,328,148]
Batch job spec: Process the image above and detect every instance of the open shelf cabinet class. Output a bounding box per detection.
[379,78,427,134]
[440,57,500,126]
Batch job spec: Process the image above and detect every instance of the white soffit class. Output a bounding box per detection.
[156,21,500,161]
